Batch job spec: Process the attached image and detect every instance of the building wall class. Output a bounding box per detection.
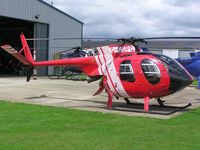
[149,49,196,59]
[148,40,200,59]
[34,22,49,75]
[162,49,179,59]
[179,50,194,58]
[0,0,83,74]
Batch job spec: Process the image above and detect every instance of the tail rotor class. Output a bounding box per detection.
[1,33,35,81]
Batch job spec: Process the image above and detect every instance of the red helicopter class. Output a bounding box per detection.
[1,34,193,112]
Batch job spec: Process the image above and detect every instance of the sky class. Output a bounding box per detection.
[44,0,200,38]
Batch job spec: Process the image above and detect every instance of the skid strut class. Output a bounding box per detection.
[124,97,150,111]
[156,97,165,106]
[144,97,150,111]
[107,90,113,108]
[124,98,131,104]
[102,76,114,109]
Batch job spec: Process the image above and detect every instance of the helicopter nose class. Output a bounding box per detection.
[168,69,193,93]
[152,53,193,93]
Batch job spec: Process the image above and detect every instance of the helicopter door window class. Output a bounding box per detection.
[141,59,160,84]
[120,60,135,82]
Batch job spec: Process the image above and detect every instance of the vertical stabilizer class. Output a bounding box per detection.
[20,33,34,64]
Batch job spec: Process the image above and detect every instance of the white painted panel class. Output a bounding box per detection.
[150,50,162,54]
[162,49,179,59]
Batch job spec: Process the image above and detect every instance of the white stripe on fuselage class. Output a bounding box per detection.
[97,47,115,94]
[97,46,130,98]
[95,56,102,75]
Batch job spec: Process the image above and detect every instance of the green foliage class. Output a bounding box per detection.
[0,101,200,150]
[192,80,198,86]
[65,74,87,81]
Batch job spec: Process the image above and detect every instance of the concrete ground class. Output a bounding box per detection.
[0,77,199,119]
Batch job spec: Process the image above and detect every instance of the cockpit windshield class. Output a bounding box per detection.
[152,54,192,92]
[152,54,188,78]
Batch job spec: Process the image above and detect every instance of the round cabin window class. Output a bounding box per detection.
[141,59,161,85]
[120,60,135,82]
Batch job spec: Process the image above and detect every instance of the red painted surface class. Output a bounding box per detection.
[144,97,150,112]
[114,54,171,98]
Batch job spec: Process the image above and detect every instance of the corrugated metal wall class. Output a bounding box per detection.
[34,22,49,75]
[0,0,83,74]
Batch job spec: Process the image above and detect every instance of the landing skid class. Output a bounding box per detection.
[120,98,192,115]
[156,97,192,109]
[156,102,192,109]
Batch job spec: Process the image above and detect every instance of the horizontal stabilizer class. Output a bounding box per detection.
[1,45,30,65]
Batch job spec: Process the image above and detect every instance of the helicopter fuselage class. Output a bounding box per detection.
[95,46,192,100]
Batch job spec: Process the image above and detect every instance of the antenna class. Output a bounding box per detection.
[51,2,53,6]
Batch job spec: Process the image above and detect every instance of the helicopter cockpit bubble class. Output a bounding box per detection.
[153,54,193,93]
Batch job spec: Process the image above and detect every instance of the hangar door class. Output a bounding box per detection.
[34,23,49,75]
[0,16,34,75]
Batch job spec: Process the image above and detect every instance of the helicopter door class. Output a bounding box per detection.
[120,60,135,82]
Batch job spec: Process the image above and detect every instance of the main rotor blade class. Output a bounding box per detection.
[144,37,200,40]
[26,37,117,41]
[25,36,200,41]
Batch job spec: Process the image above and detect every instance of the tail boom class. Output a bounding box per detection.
[32,56,99,76]
[1,33,100,77]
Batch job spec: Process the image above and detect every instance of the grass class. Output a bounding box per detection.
[48,73,87,81]
[192,80,198,86]
[0,101,200,150]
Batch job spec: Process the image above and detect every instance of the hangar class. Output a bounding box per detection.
[0,0,83,75]
[148,41,200,58]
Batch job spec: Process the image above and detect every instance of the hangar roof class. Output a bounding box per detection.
[38,0,83,24]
